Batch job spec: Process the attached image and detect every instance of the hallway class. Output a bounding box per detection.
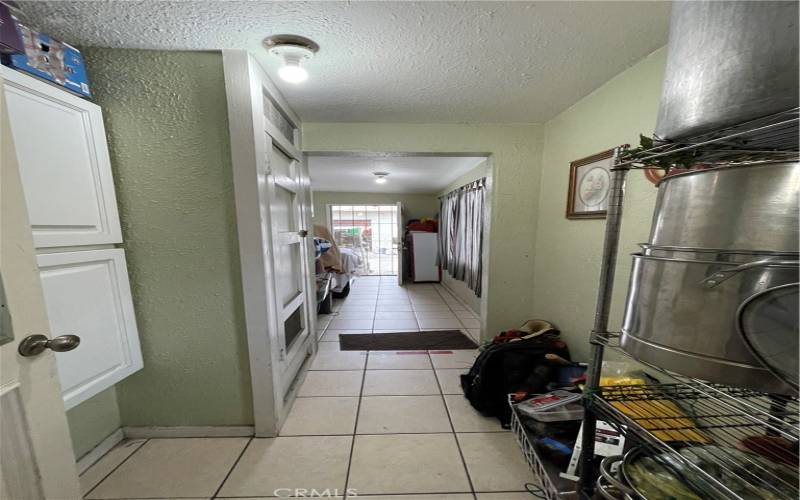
[77,278,535,499]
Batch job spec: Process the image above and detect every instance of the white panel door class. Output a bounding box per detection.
[2,67,122,248]
[37,249,142,409]
[267,143,312,388]
[1,81,81,499]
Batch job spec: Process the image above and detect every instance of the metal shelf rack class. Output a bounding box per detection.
[509,396,579,500]
[573,108,800,499]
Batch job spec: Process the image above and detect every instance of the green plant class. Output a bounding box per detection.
[620,135,699,173]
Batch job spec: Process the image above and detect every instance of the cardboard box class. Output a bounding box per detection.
[0,3,23,53]
[1,17,91,97]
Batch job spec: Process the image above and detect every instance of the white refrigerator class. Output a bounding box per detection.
[409,231,440,282]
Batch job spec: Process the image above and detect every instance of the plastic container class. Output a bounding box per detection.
[528,402,584,422]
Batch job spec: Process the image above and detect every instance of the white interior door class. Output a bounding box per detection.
[224,50,314,436]
[1,79,81,500]
[397,202,404,285]
[266,143,312,386]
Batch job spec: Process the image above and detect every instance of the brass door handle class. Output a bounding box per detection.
[18,334,81,357]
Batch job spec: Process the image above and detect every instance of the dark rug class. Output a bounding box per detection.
[339,330,479,351]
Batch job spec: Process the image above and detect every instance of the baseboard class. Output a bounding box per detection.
[122,425,255,439]
[76,428,124,474]
[439,280,480,317]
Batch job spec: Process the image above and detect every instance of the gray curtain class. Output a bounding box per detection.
[438,178,486,297]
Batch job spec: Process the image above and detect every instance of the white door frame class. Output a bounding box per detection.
[396,201,404,285]
[222,50,315,436]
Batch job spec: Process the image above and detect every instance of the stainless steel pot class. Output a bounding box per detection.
[649,162,800,253]
[655,1,799,141]
[641,244,799,264]
[621,252,798,394]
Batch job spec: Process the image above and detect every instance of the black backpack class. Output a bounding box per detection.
[460,333,570,426]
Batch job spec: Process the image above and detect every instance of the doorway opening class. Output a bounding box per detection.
[307,152,493,326]
[328,204,399,276]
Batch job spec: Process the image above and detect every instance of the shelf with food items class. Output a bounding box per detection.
[585,335,798,500]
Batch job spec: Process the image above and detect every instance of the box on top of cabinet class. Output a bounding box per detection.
[0,16,91,98]
[0,2,23,54]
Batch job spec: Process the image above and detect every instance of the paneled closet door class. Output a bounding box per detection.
[267,143,312,387]
[37,249,142,409]
[1,67,122,248]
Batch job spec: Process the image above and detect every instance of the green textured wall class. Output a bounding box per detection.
[311,191,439,227]
[66,388,121,458]
[303,124,544,338]
[532,48,667,361]
[83,48,252,427]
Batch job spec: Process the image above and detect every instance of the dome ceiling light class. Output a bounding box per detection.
[263,34,319,84]
[373,172,389,184]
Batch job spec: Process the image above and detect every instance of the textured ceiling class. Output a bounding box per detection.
[308,155,486,193]
[19,1,671,123]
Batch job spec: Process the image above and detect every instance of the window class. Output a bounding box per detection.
[329,204,399,276]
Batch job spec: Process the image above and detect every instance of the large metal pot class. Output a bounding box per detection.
[655,1,799,140]
[649,162,800,253]
[640,244,798,264]
[621,252,798,394]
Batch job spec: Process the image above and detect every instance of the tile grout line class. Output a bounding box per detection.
[280,430,509,436]
[429,351,478,500]
[342,350,368,499]
[434,285,477,335]
[210,436,254,499]
[344,278,370,499]
[82,438,151,499]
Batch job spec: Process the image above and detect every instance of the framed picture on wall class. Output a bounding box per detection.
[566,148,616,219]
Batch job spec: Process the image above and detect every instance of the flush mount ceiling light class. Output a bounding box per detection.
[264,34,319,84]
[373,172,389,184]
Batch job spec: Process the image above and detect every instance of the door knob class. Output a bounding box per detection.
[18,334,81,357]
[298,230,308,237]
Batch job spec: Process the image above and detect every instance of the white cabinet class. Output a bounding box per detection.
[3,68,142,408]
[2,67,121,248]
[37,250,142,409]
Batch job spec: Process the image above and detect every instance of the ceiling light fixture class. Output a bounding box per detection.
[373,172,389,184]
[264,34,320,84]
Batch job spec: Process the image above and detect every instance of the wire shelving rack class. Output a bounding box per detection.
[510,108,800,499]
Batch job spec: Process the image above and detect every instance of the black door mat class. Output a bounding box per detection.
[338,330,479,351]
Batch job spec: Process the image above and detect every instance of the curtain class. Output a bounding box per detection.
[438,178,486,297]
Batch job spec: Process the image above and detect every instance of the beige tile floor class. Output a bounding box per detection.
[79,278,535,499]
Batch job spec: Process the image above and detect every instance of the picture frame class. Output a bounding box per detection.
[566,148,616,219]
